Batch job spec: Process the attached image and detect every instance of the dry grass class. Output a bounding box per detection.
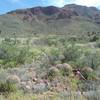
[0,91,87,100]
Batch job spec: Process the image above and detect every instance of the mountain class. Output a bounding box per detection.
[0,4,100,37]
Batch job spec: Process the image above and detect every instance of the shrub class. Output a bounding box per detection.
[0,38,33,68]
[82,67,96,80]
[95,41,100,48]
[4,61,17,69]
[46,37,58,46]
[76,49,100,70]
[0,69,8,83]
[69,77,79,91]
[83,51,99,69]
[40,47,61,66]
[89,35,99,42]
[0,49,7,59]
[63,43,82,62]
[0,82,17,94]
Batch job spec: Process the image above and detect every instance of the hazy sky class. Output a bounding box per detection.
[0,0,100,14]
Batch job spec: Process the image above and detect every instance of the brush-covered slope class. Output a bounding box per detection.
[0,4,100,36]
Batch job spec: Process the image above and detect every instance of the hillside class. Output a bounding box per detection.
[0,4,100,100]
[0,4,100,36]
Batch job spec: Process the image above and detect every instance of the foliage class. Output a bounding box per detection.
[69,77,79,91]
[89,35,99,42]
[0,38,33,68]
[63,43,82,62]
[95,41,100,48]
[0,82,17,94]
[78,50,100,69]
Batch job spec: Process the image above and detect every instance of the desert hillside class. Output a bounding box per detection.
[0,4,100,100]
[0,4,100,36]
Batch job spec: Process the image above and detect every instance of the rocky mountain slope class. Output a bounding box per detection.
[0,4,100,36]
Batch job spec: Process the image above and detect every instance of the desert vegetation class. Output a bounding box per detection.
[0,32,99,100]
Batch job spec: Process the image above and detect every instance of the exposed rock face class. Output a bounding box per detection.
[30,6,60,15]
[19,80,49,93]
[0,4,100,35]
[8,4,100,24]
[20,81,32,93]
[32,83,48,93]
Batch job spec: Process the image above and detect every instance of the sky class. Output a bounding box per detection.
[0,0,100,14]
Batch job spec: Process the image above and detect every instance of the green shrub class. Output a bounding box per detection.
[75,49,100,70]
[0,82,17,94]
[69,77,79,91]
[83,72,96,80]
[82,67,96,80]
[0,38,33,68]
[95,41,100,48]
[89,35,99,42]
[46,37,58,46]
[63,43,82,62]
[40,47,61,65]
[82,51,99,69]
[4,61,16,69]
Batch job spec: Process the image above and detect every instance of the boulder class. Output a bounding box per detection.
[19,81,32,93]
[32,83,48,93]
[26,81,32,87]
[20,81,26,86]
[21,85,31,93]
